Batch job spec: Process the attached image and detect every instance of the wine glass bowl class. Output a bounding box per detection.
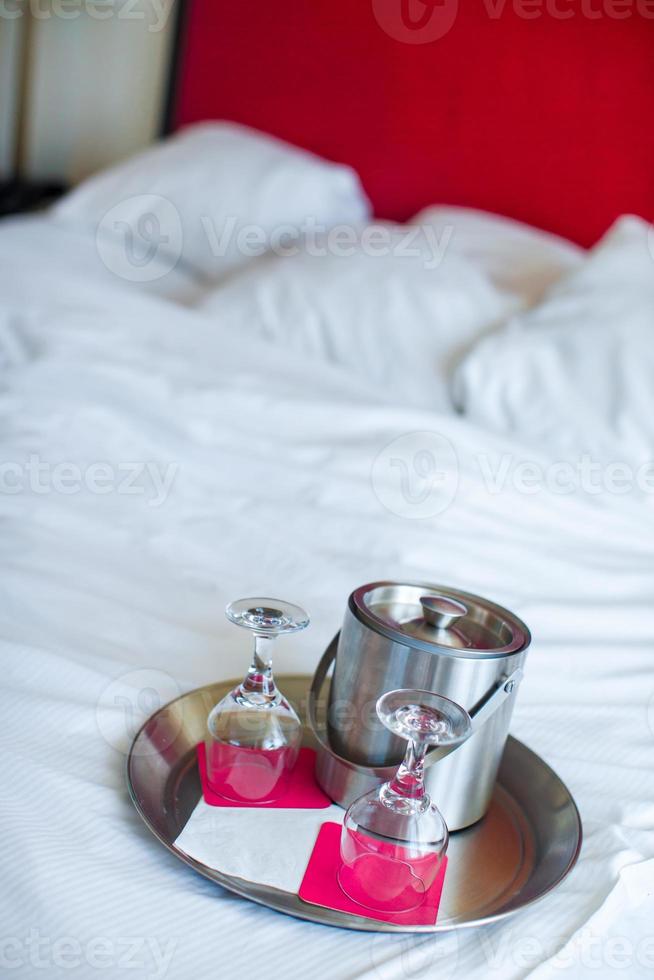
[338,688,471,914]
[205,597,309,804]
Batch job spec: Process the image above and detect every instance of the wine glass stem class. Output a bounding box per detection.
[388,738,428,800]
[241,634,277,698]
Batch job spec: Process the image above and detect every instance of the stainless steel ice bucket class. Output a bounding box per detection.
[309,582,530,830]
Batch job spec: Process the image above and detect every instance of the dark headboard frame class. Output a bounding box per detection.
[160,0,190,137]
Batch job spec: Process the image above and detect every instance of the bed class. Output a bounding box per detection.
[2,6,654,980]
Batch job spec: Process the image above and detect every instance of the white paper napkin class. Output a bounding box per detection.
[175,799,344,893]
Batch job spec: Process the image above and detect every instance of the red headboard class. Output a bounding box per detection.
[172,2,654,247]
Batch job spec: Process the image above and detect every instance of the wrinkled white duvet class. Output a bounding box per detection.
[1,217,653,980]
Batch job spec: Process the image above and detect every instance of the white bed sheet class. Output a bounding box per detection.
[1,220,654,980]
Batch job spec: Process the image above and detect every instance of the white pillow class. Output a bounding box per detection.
[412,206,583,308]
[52,122,370,282]
[197,224,517,412]
[453,215,654,466]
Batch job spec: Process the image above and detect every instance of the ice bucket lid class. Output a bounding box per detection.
[351,582,529,658]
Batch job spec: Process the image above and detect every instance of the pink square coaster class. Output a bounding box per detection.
[298,822,447,926]
[197,743,331,809]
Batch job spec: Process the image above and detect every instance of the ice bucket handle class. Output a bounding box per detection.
[308,632,523,769]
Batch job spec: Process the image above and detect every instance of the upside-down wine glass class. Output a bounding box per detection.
[205,598,309,804]
[338,688,471,913]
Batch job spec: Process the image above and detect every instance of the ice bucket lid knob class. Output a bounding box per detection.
[419,595,468,630]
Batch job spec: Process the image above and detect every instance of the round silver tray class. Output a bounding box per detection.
[127,674,582,933]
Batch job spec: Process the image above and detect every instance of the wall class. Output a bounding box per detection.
[0,0,177,184]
